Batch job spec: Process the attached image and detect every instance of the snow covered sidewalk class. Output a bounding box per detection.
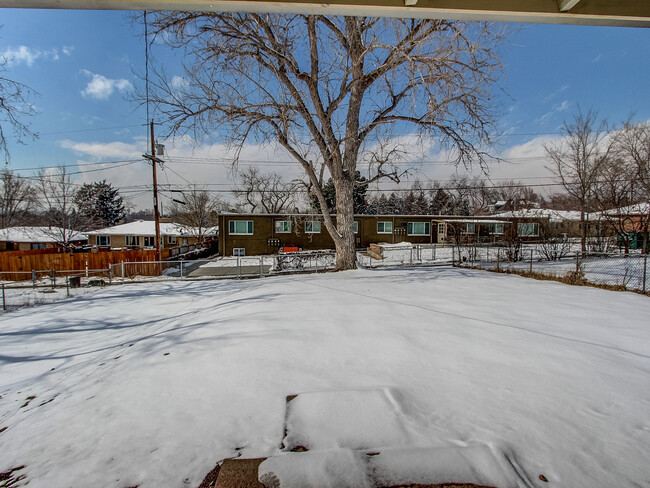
[0,267,649,488]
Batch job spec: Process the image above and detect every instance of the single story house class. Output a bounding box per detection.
[0,226,87,251]
[492,208,608,239]
[86,220,218,251]
[217,213,547,257]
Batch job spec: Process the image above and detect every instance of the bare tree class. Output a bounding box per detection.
[0,169,34,228]
[233,167,296,213]
[168,186,224,244]
[37,167,82,249]
[611,120,650,253]
[545,109,610,253]
[146,14,505,269]
[0,49,38,161]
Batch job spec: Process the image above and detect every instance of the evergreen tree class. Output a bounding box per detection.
[75,180,125,229]
[313,171,368,214]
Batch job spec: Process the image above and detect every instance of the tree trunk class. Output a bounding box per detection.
[334,176,356,271]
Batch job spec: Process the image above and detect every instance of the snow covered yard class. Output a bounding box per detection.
[0,267,649,488]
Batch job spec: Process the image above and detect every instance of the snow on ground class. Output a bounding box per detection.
[1,267,649,488]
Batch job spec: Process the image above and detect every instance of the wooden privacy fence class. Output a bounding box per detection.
[0,248,172,280]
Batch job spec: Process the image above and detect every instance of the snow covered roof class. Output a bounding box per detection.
[444,219,511,224]
[493,209,583,223]
[87,220,218,237]
[602,203,650,216]
[0,226,87,243]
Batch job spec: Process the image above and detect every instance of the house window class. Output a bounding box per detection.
[305,221,321,233]
[30,243,46,250]
[518,222,539,237]
[489,223,504,235]
[143,236,157,247]
[168,235,177,245]
[97,235,111,246]
[407,222,430,236]
[229,220,254,235]
[233,248,246,257]
[275,221,291,233]
[125,235,139,246]
[438,223,446,235]
[377,221,393,234]
[353,221,358,234]
[464,223,476,234]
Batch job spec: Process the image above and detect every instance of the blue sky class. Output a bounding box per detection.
[1,8,649,209]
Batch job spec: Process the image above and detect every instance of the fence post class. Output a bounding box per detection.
[238,257,241,279]
[180,261,184,280]
[121,261,125,283]
[260,256,263,277]
[51,269,56,289]
[576,253,580,273]
[2,283,5,311]
[32,270,36,288]
[529,249,533,273]
[496,248,500,272]
[643,255,647,294]
[85,260,89,278]
[409,247,413,266]
[66,276,70,298]
[108,265,112,284]
[433,245,436,262]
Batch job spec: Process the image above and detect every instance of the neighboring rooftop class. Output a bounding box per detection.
[87,220,218,237]
[0,226,87,243]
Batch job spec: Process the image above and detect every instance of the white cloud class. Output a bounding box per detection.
[0,45,72,67]
[80,70,133,101]
[60,139,143,160]
[171,76,189,89]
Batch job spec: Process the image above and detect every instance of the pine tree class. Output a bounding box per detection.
[75,180,125,229]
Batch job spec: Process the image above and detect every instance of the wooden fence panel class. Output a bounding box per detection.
[0,249,168,279]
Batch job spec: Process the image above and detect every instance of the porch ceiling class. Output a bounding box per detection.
[0,0,648,27]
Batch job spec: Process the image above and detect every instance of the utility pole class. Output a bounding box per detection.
[143,120,163,264]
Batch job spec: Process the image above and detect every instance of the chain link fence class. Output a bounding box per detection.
[454,244,649,293]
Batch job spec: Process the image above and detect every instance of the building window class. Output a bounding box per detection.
[464,223,476,234]
[353,221,358,234]
[144,236,156,247]
[407,222,430,236]
[168,235,177,245]
[377,221,393,234]
[489,223,504,235]
[275,221,291,233]
[518,222,539,237]
[305,221,321,233]
[97,235,111,246]
[30,243,46,250]
[233,248,246,257]
[229,220,254,235]
[125,235,139,246]
[438,223,446,235]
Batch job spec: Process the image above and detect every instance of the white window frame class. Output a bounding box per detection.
[143,236,156,247]
[233,248,246,257]
[168,235,177,245]
[377,221,393,234]
[518,222,539,237]
[125,235,139,246]
[464,222,476,234]
[353,221,358,234]
[305,221,321,234]
[489,223,504,235]
[97,235,111,246]
[229,220,254,235]
[407,222,430,236]
[275,220,292,233]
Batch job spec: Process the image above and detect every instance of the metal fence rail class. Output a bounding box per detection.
[454,244,648,293]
